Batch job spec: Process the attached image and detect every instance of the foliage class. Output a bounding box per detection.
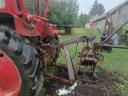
[24,0,46,15]
[24,0,34,13]
[89,0,105,16]
[78,12,90,26]
[48,0,79,33]
[24,0,79,33]
[116,83,128,95]
[119,24,128,45]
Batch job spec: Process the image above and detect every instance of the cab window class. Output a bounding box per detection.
[16,0,21,11]
[24,0,46,16]
[0,0,5,8]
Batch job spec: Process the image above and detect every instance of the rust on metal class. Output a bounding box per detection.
[79,46,98,75]
[47,74,73,84]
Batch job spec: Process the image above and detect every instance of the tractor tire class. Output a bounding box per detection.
[0,25,44,96]
[47,37,61,63]
[42,36,61,65]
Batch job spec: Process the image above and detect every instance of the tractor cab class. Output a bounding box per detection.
[0,0,48,17]
[24,0,48,18]
[0,0,26,15]
[0,0,56,37]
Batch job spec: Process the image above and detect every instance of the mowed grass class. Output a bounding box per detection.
[100,49,128,80]
[57,28,128,80]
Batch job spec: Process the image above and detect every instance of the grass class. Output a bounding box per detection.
[57,28,128,80]
[100,49,128,80]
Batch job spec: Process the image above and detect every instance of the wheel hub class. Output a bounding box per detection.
[0,50,21,96]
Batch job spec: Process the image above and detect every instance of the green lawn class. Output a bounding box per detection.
[57,28,128,80]
[101,49,128,80]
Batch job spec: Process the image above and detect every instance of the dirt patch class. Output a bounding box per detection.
[44,67,128,96]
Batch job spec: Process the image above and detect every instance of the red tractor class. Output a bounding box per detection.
[0,0,60,95]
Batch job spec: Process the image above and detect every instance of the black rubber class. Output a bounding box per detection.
[0,25,43,96]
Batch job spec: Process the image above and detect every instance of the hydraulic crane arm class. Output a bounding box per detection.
[91,0,128,33]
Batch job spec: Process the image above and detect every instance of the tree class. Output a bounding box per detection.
[24,0,79,33]
[24,0,46,15]
[89,0,105,16]
[48,0,79,33]
[78,12,90,26]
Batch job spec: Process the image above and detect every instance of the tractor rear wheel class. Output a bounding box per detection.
[42,36,61,66]
[0,25,43,96]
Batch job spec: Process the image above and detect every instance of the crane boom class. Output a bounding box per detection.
[91,0,128,33]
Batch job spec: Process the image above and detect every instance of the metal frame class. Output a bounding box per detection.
[100,20,128,49]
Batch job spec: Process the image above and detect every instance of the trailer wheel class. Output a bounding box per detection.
[0,25,43,96]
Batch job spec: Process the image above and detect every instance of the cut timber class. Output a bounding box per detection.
[63,45,76,81]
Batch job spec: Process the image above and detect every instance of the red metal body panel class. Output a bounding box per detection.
[0,50,21,96]
[0,0,26,15]
[14,13,58,37]
[0,0,58,38]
